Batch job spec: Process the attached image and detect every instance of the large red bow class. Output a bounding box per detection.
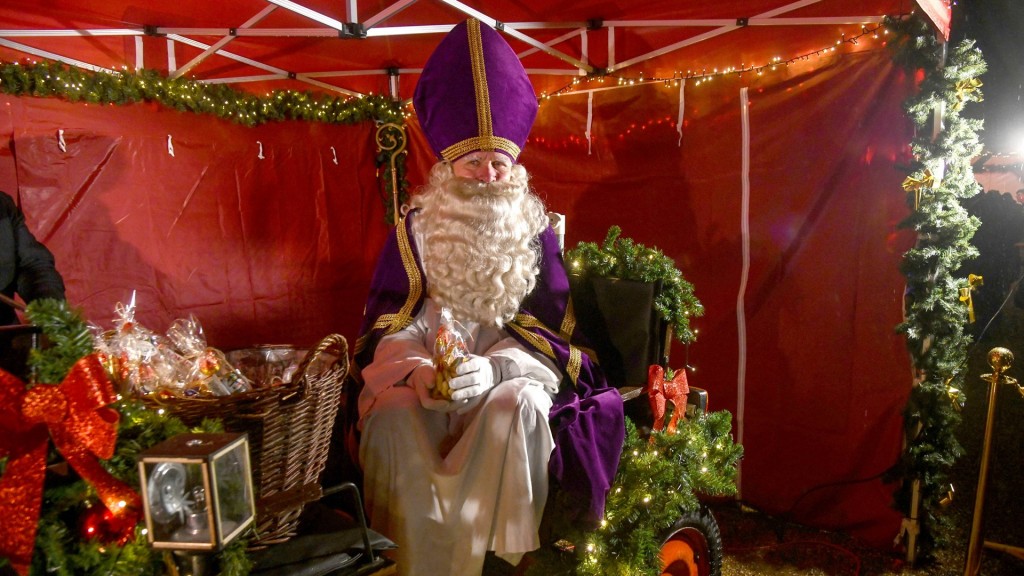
[647,364,690,435]
[0,354,141,575]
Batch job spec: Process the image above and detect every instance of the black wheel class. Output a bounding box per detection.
[659,505,723,576]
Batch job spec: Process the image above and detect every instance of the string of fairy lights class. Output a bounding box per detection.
[3,15,896,124]
[0,61,405,127]
[538,20,893,101]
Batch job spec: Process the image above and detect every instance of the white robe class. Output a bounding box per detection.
[358,298,560,576]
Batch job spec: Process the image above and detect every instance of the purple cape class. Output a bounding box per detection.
[353,213,625,525]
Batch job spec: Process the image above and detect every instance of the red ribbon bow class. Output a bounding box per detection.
[0,354,141,575]
[647,365,691,435]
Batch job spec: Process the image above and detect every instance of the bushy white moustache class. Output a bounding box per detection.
[448,176,522,199]
[413,171,547,326]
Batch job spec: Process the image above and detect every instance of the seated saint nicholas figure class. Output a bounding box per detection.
[352,18,625,576]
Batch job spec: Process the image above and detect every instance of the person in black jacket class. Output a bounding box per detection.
[0,189,66,378]
[0,190,65,325]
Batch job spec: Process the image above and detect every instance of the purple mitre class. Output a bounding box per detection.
[413,18,539,162]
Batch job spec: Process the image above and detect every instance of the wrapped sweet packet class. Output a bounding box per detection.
[432,307,467,400]
[93,296,184,396]
[166,315,252,396]
[92,295,252,398]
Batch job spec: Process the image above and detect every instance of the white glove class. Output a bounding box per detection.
[408,365,458,412]
[448,354,502,401]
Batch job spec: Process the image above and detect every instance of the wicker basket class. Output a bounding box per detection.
[143,333,348,548]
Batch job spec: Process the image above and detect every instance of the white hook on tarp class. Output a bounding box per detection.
[330,146,339,165]
[167,134,175,157]
[257,141,265,160]
[57,129,67,152]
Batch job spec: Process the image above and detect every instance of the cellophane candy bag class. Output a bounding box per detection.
[94,298,184,396]
[432,307,467,400]
[167,315,253,396]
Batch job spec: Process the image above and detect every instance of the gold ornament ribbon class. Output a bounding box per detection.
[958,274,984,324]
[945,375,966,413]
[0,354,141,576]
[901,169,934,210]
[952,78,983,111]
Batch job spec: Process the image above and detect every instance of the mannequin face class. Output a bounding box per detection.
[451,150,513,183]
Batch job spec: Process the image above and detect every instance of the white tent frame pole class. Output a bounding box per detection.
[134,36,144,70]
[264,0,345,31]
[0,38,115,73]
[294,74,366,97]
[0,29,143,37]
[171,5,278,79]
[579,28,588,76]
[366,25,454,36]
[603,17,886,27]
[364,0,420,29]
[2,15,880,41]
[437,0,593,73]
[167,33,366,97]
[516,27,586,59]
[0,0,887,98]
[607,25,615,69]
[611,0,825,72]
[202,74,287,83]
[167,34,289,75]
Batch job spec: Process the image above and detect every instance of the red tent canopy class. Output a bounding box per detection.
[0,0,948,99]
[0,0,953,551]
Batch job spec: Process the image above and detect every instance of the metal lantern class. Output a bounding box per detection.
[138,432,255,551]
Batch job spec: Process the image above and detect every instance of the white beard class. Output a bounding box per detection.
[412,169,549,327]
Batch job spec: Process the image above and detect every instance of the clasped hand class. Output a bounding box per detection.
[410,355,503,411]
[447,354,501,401]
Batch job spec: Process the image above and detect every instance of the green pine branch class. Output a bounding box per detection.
[565,226,705,344]
[887,12,987,562]
[531,414,742,575]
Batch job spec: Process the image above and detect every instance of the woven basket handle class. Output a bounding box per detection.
[280,333,349,404]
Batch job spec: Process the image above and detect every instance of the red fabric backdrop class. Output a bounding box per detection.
[0,95,388,348]
[1,47,915,548]
[517,48,917,547]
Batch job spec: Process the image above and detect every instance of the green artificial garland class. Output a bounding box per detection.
[528,415,742,575]
[887,14,986,562]
[0,61,403,126]
[0,299,251,576]
[0,59,409,223]
[565,225,705,344]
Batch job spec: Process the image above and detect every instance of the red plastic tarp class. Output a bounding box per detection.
[520,49,916,547]
[0,0,935,551]
[0,95,387,348]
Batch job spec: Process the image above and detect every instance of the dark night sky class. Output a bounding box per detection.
[951,0,1024,154]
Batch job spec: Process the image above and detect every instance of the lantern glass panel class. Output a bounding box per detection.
[211,439,254,544]
[142,460,213,545]
[139,433,255,551]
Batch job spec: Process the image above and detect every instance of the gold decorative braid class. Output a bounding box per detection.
[511,313,584,386]
[558,297,598,363]
[566,345,582,385]
[354,216,423,355]
[467,19,493,147]
[508,320,555,358]
[560,298,577,340]
[395,216,423,318]
[440,136,522,162]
